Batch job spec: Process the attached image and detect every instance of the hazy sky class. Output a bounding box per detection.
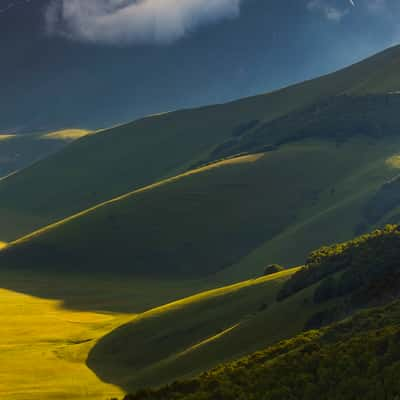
[1,0,400,130]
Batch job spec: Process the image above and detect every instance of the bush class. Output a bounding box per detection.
[263,264,284,276]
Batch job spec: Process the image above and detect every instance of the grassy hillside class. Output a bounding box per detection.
[0,129,91,179]
[88,267,307,391]
[1,45,400,241]
[89,226,400,396]
[123,300,400,400]
[3,226,400,399]
[0,264,306,399]
[1,134,400,278]
[208,94,400,162]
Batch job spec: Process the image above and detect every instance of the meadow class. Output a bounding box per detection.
[0,267,217,399]
[0,267,301,399]
[0,287,129,400]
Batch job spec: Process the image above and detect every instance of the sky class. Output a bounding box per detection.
[1,0,400,131]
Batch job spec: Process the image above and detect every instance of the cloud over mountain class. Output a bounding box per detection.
[45,0,242,45]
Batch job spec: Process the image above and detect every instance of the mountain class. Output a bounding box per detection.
[2,45,400,278]
[88,225,400,395]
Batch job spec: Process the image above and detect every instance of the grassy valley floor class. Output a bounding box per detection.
[0,287,130,400]
[0,268,299,399]
[0,270,217,399]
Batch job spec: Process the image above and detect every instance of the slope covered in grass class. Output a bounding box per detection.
[88,225,400,394]
[123,300,400,400]
[2,45,400,241]
[1,134,400,278]
[0,129,91,179]
[88,267,308,391]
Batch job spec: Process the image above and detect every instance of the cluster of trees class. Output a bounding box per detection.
[123,301,400,400]
[263,264,284,276]
[278,224,400,301]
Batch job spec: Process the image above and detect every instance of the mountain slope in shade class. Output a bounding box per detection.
[2,133,400,278]
[1,45,400,242]
[0,129,91,178]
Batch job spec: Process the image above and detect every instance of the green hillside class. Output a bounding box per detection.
[2,133,400,277]
[0,129,91,179]
[87,268,312,391]
[123,300,400,400]
[88,226,400,395]
[1,45,400,241]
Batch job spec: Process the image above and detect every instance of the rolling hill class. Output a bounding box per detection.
[0,129,91,179]
[1,46,400,283]
[1,45,400,243]
[88,226,400,395]
[123,299,400,400]
[2,107,400,278]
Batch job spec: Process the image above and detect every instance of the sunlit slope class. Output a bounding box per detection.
[88,268,315,391]
[2,45,400,240]
[2,136,400,277]
[0,268,217,398]
[0,288,132,400]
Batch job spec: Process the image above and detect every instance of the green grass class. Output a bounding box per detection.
[123,300,400,400]
[220,136,400,281]
[2,45,400,241]
[87,266,342,392]
[2,136,400,279]
[0,268,220,399]
[0,266,301,399]
[87,267,308,391]
[0,268,216,314]
[89,225,400,395]
[0,129,91,180]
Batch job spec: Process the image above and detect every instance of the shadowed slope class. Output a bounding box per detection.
[88,268,308,391]
[3,136,400,278]
[0,129,91,179]
[2,45,400,240]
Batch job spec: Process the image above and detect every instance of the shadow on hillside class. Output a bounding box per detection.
[0,267,212,314]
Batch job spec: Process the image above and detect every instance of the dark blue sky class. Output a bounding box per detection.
[1,0,399,131]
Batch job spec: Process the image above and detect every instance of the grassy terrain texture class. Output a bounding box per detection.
[1,45,400,241]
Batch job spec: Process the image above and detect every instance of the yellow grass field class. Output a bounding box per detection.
[41,130,93,141]
[0,268,299,399]
[0,288,134,400]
